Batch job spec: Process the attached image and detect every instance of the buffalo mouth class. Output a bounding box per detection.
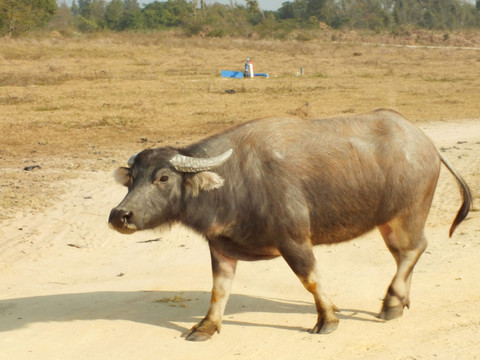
[109,222,138,234]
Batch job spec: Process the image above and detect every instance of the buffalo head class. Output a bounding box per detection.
[109,148,233,234]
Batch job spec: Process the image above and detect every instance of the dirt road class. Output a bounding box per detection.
[0,119,479,359]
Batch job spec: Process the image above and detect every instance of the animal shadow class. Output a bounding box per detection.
[0,290,382,335]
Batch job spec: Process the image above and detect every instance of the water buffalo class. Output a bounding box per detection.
[109,109,472,341]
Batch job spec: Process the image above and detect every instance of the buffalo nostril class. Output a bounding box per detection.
[121,210,132,224]
[109,208,132,228]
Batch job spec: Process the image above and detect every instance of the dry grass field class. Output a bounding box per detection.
[0,32,479,359]
[1,31,480,213]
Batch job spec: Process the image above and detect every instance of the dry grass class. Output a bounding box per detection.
[1,31,480,214]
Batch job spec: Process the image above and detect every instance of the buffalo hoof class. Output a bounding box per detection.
[379,305,404,320]
[183,319,220,341]
[310,319,339,334]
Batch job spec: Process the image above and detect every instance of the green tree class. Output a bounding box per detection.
[143,0,190,28]
[306,0,327,20]
[49,1,75,33]
[122,0,144,29]
[0,0,57,35]
[105,0,124,30]
[245,0,264,24]
[278,1,295,19]
[71,0,79,16]
[392,0,471,29]
[335,0,391,29]
[77,0,92,18]
[74,0,106,31]
[90,0,107,28]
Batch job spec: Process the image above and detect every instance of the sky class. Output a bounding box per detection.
[178,1,285,11]
[62,1,286,12]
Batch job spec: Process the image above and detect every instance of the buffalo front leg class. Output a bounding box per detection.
[184,245,237,341]
[281,243,339,334]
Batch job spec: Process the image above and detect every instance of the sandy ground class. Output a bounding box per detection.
[0,118,479,359]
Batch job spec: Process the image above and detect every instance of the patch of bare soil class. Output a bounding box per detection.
[0,118,478,359]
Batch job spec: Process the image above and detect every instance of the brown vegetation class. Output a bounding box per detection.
[1,32,480,215]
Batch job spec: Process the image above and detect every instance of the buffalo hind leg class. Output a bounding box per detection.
[184,245,237,341]
[281,242,339,334]
[378,217,428,320]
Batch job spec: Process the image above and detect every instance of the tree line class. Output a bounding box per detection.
[2,0,480,37]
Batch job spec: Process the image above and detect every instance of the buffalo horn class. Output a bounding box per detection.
[127,153,138,166]
[170,149,233,173]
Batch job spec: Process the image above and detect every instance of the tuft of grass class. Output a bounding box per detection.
[423,76,468,82]
[358,72,375,78]
[0,92,37,105]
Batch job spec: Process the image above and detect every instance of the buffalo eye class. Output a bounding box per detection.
[153,170,170,185]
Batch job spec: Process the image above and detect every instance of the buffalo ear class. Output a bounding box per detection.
[114,167,131,187]
[185,171,225,197]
